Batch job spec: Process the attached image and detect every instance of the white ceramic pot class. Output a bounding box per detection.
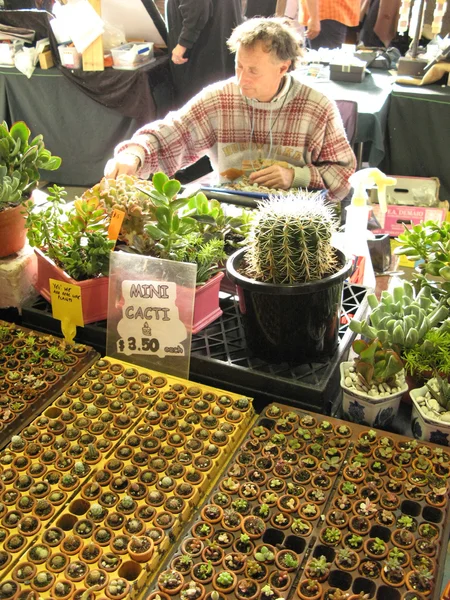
[340,361,408,428]
[410,383,450,446]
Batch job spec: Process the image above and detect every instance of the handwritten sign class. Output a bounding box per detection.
[116,280,187,359]
[106,253,196,379]
[50,279,84,343]
[108,208,125,243]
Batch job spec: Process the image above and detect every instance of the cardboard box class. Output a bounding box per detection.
[371,203,447,237]
[39,50,54,70]
[369,175,440,207]
[58,44,81,69]
[329,62,365,83]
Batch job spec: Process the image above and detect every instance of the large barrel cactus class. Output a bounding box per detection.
[246,192,339,284]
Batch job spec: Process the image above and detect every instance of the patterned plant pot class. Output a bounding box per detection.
[410,383,450,446]
[340,362,407,428]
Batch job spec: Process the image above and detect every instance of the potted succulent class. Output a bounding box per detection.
[410,373,450,445]
[349,280,448,353]
[0,120,61,257]
[26,184,115,324]
[341,337,407,427]
[394,219,450,299]
[226,193,351,362]
[138,172,231,333]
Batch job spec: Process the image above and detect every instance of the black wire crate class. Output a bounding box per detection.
[190,283,368,414]
[21,283,367,414]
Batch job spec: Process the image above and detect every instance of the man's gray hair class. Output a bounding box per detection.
[227,17,304,71]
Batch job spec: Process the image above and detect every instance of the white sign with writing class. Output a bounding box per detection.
[106,252,197,379]
[117,280,186,359]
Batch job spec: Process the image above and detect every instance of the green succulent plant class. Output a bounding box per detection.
[394,220,450,298]
[246,192,339,284]
[352,338,404,387]
[25,184,114,281]
[403,327,450,378]
[349,280,448,349]
[426,374,450,411]
[81,174,156,252]
[0,120,61,210]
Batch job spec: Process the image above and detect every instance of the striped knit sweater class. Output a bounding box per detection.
[115,75,356,202]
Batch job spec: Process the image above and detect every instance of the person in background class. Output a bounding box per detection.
[245,0,277,18]
[105,18,355,201]
[299,0,361,49]
[166,0,242,108]
[360,0,404,48]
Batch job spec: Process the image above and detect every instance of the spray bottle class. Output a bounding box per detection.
[344,168,396,290]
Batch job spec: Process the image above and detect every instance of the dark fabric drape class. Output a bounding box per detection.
[0,8,172,122]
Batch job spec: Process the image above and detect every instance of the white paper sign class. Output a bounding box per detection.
[106,252,197,380]
[116,280,187,359]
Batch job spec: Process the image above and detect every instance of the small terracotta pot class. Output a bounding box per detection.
[297,579,323,600]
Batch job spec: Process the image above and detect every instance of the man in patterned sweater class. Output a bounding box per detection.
[105,18,356,202]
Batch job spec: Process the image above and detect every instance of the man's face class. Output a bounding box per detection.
[235,41,291,102]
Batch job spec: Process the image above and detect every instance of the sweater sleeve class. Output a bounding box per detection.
[114,91,217,179]
[303,98,356,202]
[177,0,213,49]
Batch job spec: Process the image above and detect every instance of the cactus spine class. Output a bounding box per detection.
[246,193,338,284]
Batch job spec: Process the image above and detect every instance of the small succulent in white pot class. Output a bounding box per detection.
[411,374,450,445]
[340,338,407,428]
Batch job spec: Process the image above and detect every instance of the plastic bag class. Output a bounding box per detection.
[15,48,36,79]
[102,20,126,52]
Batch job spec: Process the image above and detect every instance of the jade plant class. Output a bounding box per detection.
[141,172,228,284]
[0,120,61,210]
[394,220,450,298]
[246,193,338,284]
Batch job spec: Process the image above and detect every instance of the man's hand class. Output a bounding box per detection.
[104,154,140,179]
[306,17,321,39]
[172,44,188,65]
[249,165,295,190]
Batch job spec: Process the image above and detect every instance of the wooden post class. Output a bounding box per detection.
[82,0,104,72]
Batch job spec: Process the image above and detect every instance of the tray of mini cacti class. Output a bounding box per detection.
[146,402,450,600]
[0,320,99,450]
[0,357,255,600]
[144,404,359,600]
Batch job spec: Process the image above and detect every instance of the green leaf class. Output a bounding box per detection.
[163,179,181,200]
[145,224,165,240]
[152,172,169,194]
[40,156,62,171]
[192,214,216,224]
[10,121,30,146]
[169,197,190,213]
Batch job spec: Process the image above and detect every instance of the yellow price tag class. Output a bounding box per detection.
[50,279,84,343]
[108,209,125,242]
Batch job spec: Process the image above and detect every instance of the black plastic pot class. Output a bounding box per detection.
[226,247,352,363]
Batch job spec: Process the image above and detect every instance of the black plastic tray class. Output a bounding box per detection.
[190,284,367,414]
[21,283,367,414]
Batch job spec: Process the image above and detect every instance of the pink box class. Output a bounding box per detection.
[371,204,447,237]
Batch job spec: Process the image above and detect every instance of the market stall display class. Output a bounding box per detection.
[0,355,254,599]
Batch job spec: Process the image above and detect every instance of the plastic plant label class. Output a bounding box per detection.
[108,208,125,243]
[50,278,84,343]
[106,252,197,379]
